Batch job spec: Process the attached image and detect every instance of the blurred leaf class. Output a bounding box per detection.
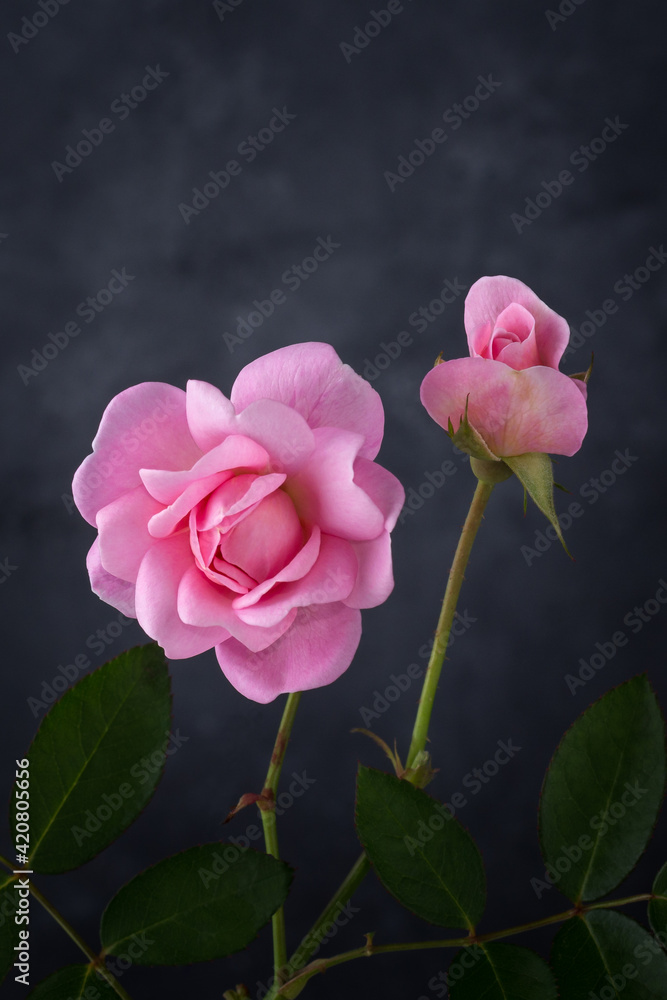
[355,767,485,930]
[27,964,118,998]
[649,861,667,943]
[448,943,558,999]
[552,910,667,999]
[100,844,293,964]
[13,644,172,873]
[539,676,665,902]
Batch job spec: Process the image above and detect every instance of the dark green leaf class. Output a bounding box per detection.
[539,676,665,902]
[100,844,292,964]
[648,861,667,944]
[0,873,20,985]
[552,910,667,999]
[503,452,570,555]
[448,943,558,999]
[13,645,172,873]
[27,964,119,999]
[355,767,485,930]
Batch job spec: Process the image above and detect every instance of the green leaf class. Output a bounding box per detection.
[13,645,172,874]
[648,861,667,943]
[503,452,571,555]
[539,675,665,902]
[0,874,20,985]
[448,943,558,999]
[27,964,119,999]
[355,767,485,930]
[551,910,667,999]
[100,844,293,964]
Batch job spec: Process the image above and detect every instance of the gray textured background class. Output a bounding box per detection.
[1,1,666,997]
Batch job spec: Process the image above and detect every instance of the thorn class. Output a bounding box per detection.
[224,792,264,823]
[224,789,274,822]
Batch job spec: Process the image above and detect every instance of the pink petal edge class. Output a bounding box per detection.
[230,342,385,460]
[465,276,571,370]
[73,383,200,526]
[421,357,588,457]
[216,602,362,703]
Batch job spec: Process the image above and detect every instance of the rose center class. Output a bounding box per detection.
[193,474,304,590]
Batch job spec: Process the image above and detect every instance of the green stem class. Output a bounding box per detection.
[267,479,494,999]
[28,883,133,999]
[275,893,654,996]
[407,479,493,767]
[27,882,100,965]
[281,850,370,983]
[0,854,133,1000]
[260,691,302,987]
[585,893,654,911]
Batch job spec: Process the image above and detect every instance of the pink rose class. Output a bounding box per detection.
[420,275,588,458]
[73,343,404,703]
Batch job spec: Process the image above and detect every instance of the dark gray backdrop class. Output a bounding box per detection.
[2,1,666,997]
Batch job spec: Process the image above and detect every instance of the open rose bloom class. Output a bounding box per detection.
[421,276,588,458]
[73,343,404,703]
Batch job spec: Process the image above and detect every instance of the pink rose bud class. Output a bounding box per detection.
[421,275,588,460]
[73,343,404,703]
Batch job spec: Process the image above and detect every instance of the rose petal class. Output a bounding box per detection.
[572,378,588,400]
[488,303,541,370]
[186,383,316,474]
[189,511,257,591]
[233,525,322,609]
[288,427,385,541]
[210,557,258,593]
[465,276,570,369]
[343,532,395,609]
[220,489,303,582]
[420,357,588,457]
[352,458,405,532]
[185,380,236,452]
[147,472,230,538]
[189,507,274,594]
[231,399,316,474]
[197,472,286,531]
[216,602,362,703]
[86,539,137,618]
[233,534,357,628]
[494,336,541,371]
[230,342,384,459]
[97,486,164,583]
[73,383,200,526]
[140,435,269,504]
[135,533,229,658]
[177,565,297,650]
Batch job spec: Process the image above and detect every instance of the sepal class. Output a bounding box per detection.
[503,452,571,557]
[447,395,500,461]
[570,352,594,385]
